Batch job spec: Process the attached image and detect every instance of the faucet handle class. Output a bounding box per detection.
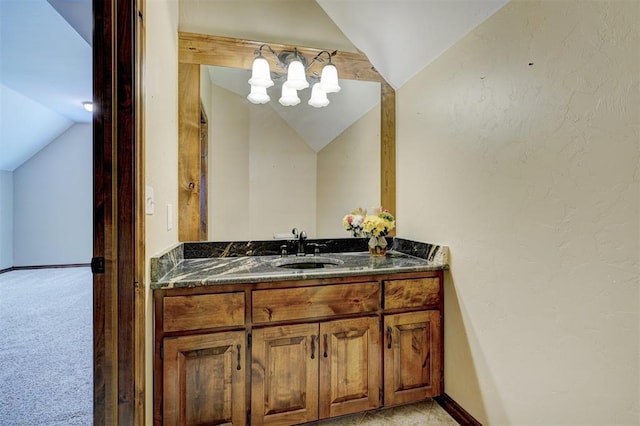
[309,242,326,256]
[280,244,288,257]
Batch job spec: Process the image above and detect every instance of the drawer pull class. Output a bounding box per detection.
[387,326,393,349]
[236,344,241,370]
[323,334,328,358]
[310,335,316,359]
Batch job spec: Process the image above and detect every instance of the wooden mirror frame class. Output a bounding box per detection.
[178,32,396,241]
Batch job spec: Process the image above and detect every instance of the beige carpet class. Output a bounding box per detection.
[0,267,92,425]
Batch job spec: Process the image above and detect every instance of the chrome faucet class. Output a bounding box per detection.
[296,230,307,256]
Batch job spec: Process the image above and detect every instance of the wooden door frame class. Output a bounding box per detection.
[93,0,145,424]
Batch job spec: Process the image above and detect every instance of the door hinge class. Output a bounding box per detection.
[91,257,105,274]
[160,344,164,360]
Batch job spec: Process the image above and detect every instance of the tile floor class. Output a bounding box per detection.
[308,400,459,425]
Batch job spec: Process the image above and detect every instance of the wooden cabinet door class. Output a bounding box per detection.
[251,324,319,425]
[319,317,381,419]
[383,311,442,406]
[163,331,246,425]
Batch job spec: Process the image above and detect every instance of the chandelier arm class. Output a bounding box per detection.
[307,50,335,71]
[255,44,280,66]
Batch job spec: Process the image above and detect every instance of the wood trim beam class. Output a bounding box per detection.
[381,81,396,234]
[93,0,116,422]
[178,32,396,241]
[178,62,202,242]
[434,393,483,426]
[134,0,146,423]
[93,0,144,424]
[179,32,383,82]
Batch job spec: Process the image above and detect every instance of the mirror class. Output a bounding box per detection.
[178,32,396,242]
[202,65,381,240]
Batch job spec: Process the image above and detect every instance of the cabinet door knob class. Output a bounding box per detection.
[310,335,316,359]
[387,326,393,349]
[236,344,242,370]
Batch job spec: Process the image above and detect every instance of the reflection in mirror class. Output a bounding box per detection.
[177,33,395,243]
[200,65,381,240]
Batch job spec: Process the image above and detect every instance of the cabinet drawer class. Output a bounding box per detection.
[163,292,245,332]
[384,278,440,310]
[252,283,380,323]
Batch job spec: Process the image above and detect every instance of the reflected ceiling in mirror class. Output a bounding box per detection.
[204,65,381,152]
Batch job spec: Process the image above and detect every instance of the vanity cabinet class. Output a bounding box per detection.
[251,317,381,425]
[154,270,443,425]
[383,277,443,406]
[163,331,247,425]
[318,316,381,418]
[251,283,381,424]
[250,323,318,425]
[383,311,441,405]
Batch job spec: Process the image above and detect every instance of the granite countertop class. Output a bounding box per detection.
[150,237,448,290]
[151,250,445,289]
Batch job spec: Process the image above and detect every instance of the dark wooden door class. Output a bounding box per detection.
[93,0,144,424]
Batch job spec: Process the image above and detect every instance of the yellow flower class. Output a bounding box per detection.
[362,214,394,237]
[343,206,395,238]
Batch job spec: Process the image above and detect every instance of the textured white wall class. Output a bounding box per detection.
[0,171,14,269]
[206,83,381,240]
[12,124,92,267]
[317,104,380,237]
[144,0,179,422]
[249,105,317,238]
[144,0,179,260]
[207,83,251,240]
[205,83,317,240]
[397,0,639,424]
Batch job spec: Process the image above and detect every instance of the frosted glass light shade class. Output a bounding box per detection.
[285,60,309,90]
[319,63,340,93]
[308,83,329,108]
[247,85,270,104]
[279,83,300,106]
[248,57,274,88]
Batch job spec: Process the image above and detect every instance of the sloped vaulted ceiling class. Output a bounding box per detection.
[316,0,510,90]
[180,0,510,151]
[0,0,92,172]
[0,0,509,170]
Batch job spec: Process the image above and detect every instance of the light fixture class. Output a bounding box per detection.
[82,101,93,112]
[248,55,273,88]
[308,83,329,108]
[279,83,301,106]
[247,45,339,108]
[319,60,341,93]
[247,85,270,104]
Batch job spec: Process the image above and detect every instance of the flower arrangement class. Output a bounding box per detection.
[363,208,395,238]
[343,207,395,256]
[342,207,367,237]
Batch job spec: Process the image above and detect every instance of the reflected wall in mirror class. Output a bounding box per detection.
[178,32,396,242]
[202,65,380,240]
